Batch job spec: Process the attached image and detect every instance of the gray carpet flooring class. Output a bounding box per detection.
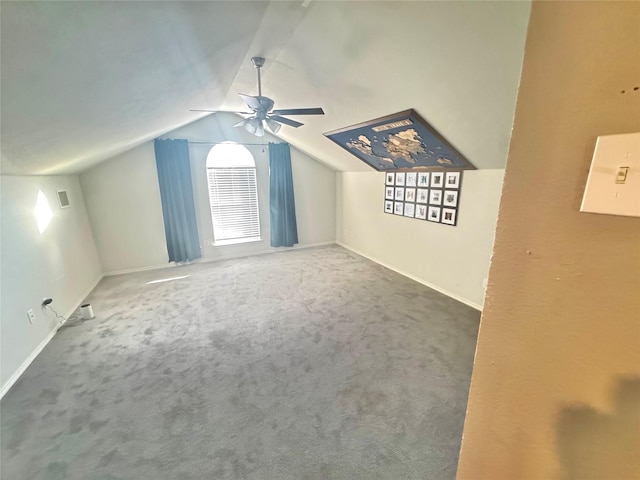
[1,245,480,480]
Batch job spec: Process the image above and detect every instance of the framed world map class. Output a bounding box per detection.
[324,109,475,172]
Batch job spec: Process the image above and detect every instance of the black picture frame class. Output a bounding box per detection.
[383,170,462,227]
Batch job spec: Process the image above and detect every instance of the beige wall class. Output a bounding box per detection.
[457,2,640,479]
[81,113,335,274]
[338,170,505,308]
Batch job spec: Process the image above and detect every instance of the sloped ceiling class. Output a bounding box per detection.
[0,1,530,175]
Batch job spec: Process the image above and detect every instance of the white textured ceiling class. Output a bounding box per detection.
[1,1,530,175]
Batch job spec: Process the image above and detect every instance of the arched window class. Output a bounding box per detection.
[206,142,261,245]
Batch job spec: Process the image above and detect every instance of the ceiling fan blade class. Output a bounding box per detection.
[270,108,324,116]
[190,109,253,114]
[269,115,304,128]
[239,93,262,111]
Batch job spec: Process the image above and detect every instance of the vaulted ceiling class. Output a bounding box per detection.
[1,1,530,175]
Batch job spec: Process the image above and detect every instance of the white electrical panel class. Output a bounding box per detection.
[580,132,640,217]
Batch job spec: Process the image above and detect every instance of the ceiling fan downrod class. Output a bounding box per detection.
[251,56,265,98]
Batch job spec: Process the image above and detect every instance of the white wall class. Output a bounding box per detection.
[79,142,169,272]
[333,2,530,310]
[81,113,336,274]
[338,169,504,308]
[0,175,102,392]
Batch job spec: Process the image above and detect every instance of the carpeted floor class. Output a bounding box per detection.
[1,245,480,480]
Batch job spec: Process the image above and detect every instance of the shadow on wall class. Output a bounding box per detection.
[557,377,640,480]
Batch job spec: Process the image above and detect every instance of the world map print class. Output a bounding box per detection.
[324,110,475,171]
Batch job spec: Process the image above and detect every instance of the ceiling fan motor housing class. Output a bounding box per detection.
[256,97,274,113]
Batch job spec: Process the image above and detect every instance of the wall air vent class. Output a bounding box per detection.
[57,190,70,208]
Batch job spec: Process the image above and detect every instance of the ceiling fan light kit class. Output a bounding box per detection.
[243,118,260,136]
[192,57,324,137]
[265,118,281,134]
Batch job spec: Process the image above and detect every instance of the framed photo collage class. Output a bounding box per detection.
[384,171,462,226]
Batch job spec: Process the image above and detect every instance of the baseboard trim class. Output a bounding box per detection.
[103,263,175,276]
[0,272,104,400]
[336,241,482,311]
[103,241,336,277]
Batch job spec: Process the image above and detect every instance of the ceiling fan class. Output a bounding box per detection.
[191,57,325,137]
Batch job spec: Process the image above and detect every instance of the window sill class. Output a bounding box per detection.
[213,237,262,247]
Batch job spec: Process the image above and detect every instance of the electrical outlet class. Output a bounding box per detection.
[27,309,36,324]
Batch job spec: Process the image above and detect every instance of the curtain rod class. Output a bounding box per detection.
[185,141,274,147]
[155,139,287,147]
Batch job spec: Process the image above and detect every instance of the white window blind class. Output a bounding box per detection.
[206,143,261,245]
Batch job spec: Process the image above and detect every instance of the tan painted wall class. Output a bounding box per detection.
[457,2,640,479]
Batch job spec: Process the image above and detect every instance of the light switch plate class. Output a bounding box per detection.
[580,132,640,217]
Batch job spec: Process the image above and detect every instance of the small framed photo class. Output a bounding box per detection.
[445,171,461,188]
[415,204,427,219]
[431,172,444,187]
[442,208,457,225]
[385,186,395,200]
[405,188,416,202]
[405,172,417,187]
[443,190,459,207]
[385,172,395,185]
[417,172,430,187]
[395,172,406,186]
[429,189,442,205]
[417,188,429,204]
[394,202,404,215]
[427,206,441,223]
[395,187,405,201]
[404,203,415,217]
[384,200,393,213]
